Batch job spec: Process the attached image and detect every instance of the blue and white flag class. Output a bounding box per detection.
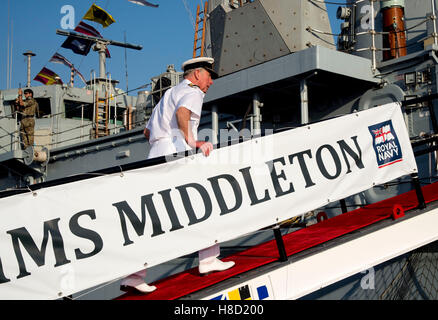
[127,0,159,8]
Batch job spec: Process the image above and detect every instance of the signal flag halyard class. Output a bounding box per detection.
[50,52,73,68]
[49,53,87,85]
[61,21,111,58]
[75,21,111,58]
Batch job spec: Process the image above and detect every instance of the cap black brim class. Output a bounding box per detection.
[183,61,219,79]
[204,67,219,79]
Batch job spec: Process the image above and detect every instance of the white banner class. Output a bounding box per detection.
[0,102,417,299]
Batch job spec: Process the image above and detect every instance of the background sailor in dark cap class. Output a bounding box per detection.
[120,57,235,294]
[15,88,39,149]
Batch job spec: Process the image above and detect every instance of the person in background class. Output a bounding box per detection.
[16,88,38,149]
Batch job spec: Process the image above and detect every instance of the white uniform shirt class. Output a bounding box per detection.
[145,79,205,158]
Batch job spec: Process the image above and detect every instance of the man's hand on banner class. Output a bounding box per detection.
[196,141,213,157]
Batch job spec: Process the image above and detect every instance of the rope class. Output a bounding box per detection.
[307,26,341,37]
[308,0,348,5]
[307,16,431,38]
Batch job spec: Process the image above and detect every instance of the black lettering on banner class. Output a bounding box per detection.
[176,183,212,226]
[7,218,71,279]
[316,144,342,180]
[288,149,316,188]
[0,258,11,284]
[69,210,103,260]
[113,194,165,246]
[337,136,364,173]
[141,195,166,238]
[158,189,184,232]
[266,157,295,197]
[207,174,243,215]
[239,167,271,205]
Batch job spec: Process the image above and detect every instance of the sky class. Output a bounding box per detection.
[1,0,344,93]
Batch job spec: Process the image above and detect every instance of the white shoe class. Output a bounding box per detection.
[120,276,156,293]
[199,258,235,275]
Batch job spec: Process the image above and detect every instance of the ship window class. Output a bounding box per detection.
[3,98,51,118]
[3,100,17,115]
[64,100,93,120]
[35,98,51,118]
[109,106,126,126]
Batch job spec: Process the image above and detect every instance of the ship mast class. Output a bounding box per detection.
[55,29,143,80]
[55,30,143,138]
[22,50,36,87]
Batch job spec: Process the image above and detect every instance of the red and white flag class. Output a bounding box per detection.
[50,52,87,84]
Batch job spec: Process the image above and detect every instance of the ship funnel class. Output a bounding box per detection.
[134,90,152,126]
[136,90,149,112]
[337,0,438,66]
[381,0,406,61]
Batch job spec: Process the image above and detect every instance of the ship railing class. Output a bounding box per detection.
[0,110,25,152]
[310,0,438,73]
[0,115,151,152]
[350,16,433,55]
[0,82,152,153]
[2,75,182,151]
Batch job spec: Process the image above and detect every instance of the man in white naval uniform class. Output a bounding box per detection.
[120,57,235,294]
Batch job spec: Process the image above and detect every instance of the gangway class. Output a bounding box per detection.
[0,102,433,300]
[116,180,438,300]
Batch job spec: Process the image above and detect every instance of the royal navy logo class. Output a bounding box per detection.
[368,120,403,168]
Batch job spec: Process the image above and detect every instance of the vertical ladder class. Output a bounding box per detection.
[192,1,208,58]
[94,90,109,138]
